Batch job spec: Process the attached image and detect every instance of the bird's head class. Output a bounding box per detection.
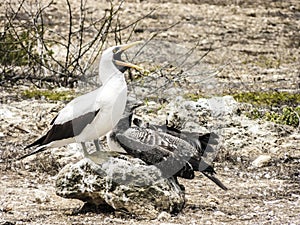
[99,41,143,84]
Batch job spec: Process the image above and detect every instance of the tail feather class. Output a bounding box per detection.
[201,171,228,191]
[25,134,47,149]
[189,158,228,191]
[18,145,47,160]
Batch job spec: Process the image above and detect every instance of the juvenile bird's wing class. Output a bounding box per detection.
[132,118,227,190]
[116,127,197,179]
[133,118,218,155]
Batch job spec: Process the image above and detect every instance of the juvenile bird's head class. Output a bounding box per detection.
[99,41,143,84]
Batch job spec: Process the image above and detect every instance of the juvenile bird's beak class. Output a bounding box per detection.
[114,41,143,71]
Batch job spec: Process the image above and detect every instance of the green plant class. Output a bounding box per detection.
[234,91,300,127]
[264,106,300,127]
[183,93,205,101]
[245,108,263,120]
[255,55,281,68]
[233,92,300,107]
[22,89,75,101]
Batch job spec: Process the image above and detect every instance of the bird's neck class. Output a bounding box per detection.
[102,70,125,85]
[99,61,124,84]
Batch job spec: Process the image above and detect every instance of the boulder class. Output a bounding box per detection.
[55,153,185,219]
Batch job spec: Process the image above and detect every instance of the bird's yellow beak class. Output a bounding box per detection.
[114,60,143,71]
[118,41,143,53]
[114,41,143,71]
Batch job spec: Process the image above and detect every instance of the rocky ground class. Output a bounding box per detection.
[1,0,300,224]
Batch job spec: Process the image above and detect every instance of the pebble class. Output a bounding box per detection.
[251,155,272,168]
[157,211,172,221]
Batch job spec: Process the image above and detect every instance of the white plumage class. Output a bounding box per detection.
[20,41,142,159]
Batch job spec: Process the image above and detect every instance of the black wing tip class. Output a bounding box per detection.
[25,143,36,149]
[17,146,47,161]
[25,141,42,150]
[201,171,228,191]
[25,133,48,149]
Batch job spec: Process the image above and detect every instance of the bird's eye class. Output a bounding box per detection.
[112,47,119,54]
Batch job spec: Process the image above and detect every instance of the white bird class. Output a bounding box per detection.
[19,41,143,160]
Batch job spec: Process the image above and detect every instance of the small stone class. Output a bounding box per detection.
[34,190,50,203]
[213,210,226,216]
[157,211,172,221]
[251,155,272,168]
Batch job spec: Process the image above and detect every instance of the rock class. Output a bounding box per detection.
[251,155,272,168]
[55,154,185,219]
[197,95,238,117]
[157,211,172,221]
[33,190,51,204]
[155,96,240,130]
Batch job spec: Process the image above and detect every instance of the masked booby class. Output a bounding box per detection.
[19,41,143,160]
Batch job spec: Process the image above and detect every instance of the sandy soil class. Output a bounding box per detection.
[1,0,300,224]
